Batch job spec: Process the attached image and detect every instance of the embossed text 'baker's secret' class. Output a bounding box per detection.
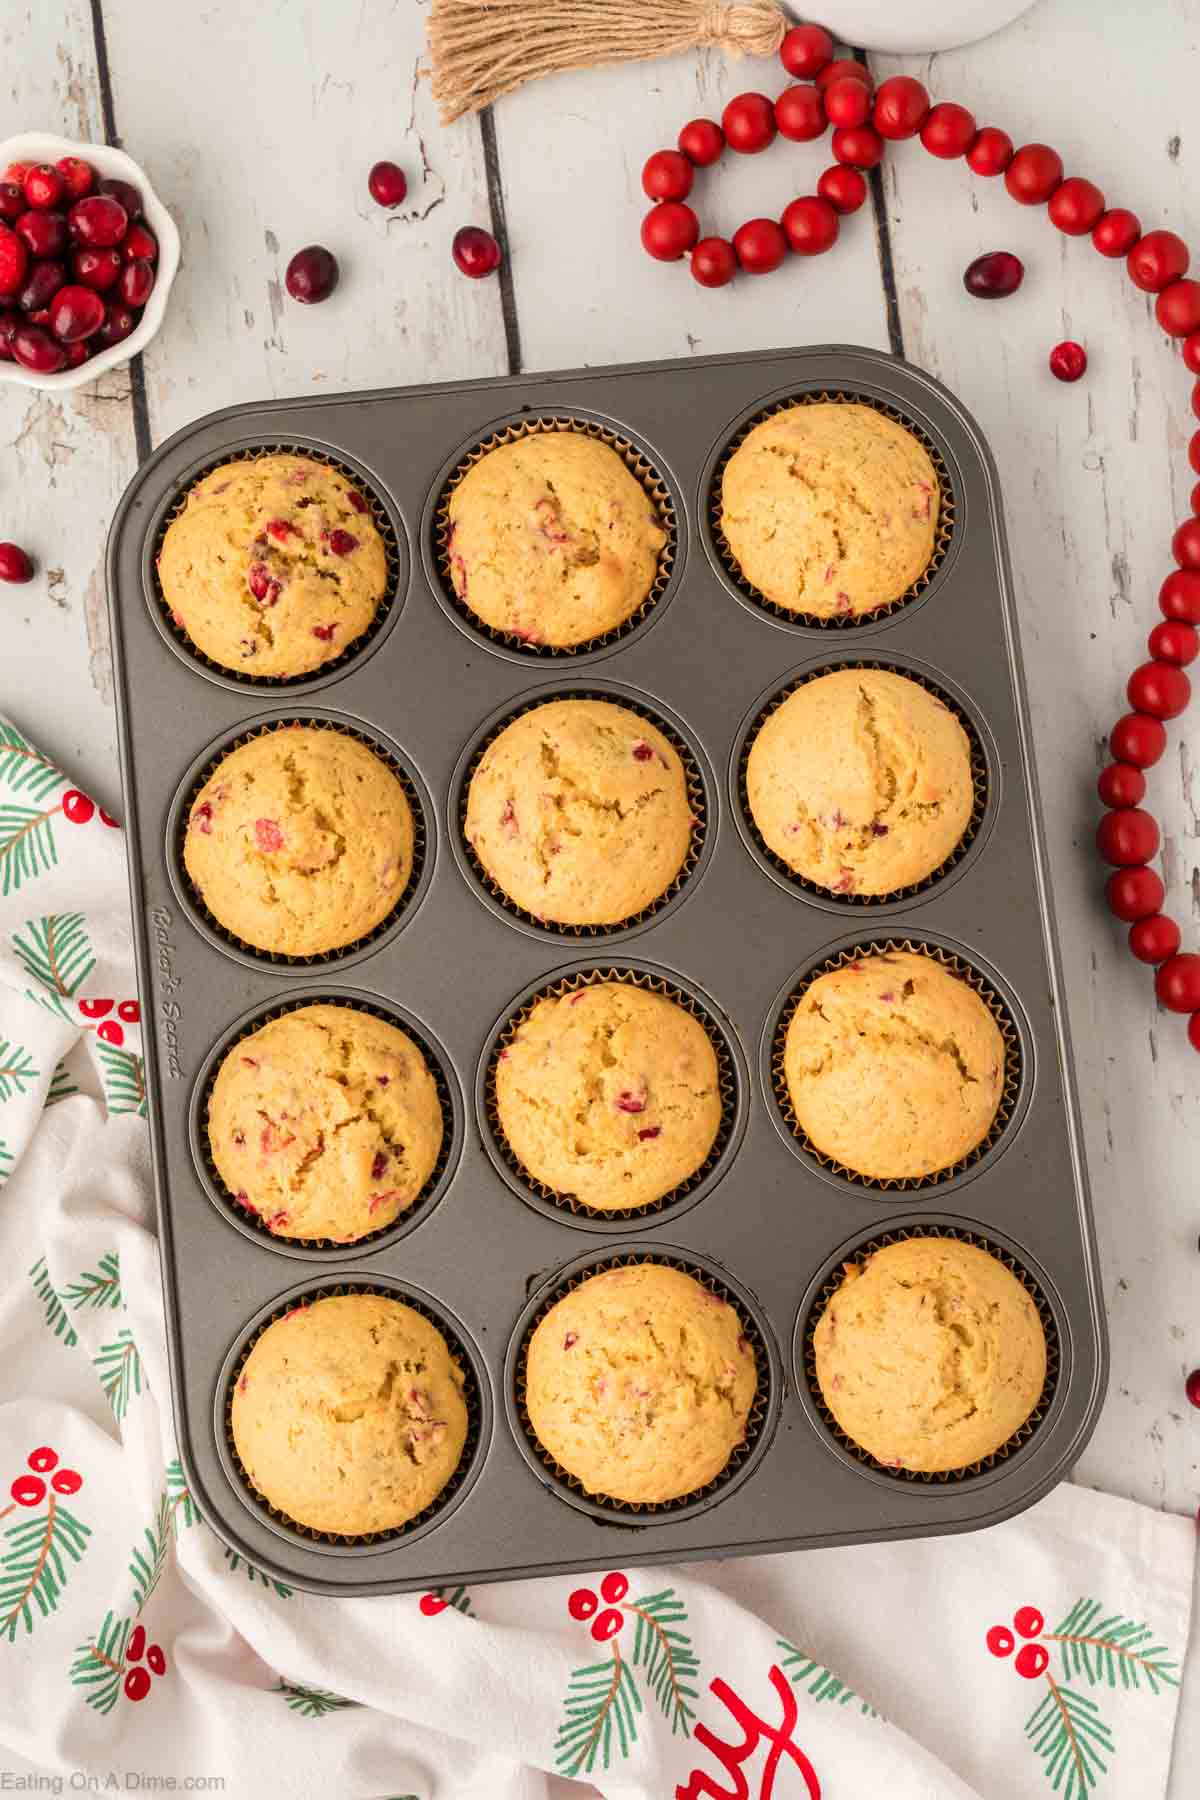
[150,906,184,1078]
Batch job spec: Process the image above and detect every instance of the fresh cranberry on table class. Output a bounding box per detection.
[15,208,68,258]
[964,251,1025,298]
[11,323,65,373]
[55,156,94,199]
[119,258,154,308]
[74,246,122,291]
[17,259,66,313]
[95,301,136,347]
[451,225,501,277]
[1049,340,1088,382]
[23,164,64,210]
[49,284,105,344]
[0,182,24,223]
[68,194,128,247]
[0,542,34,583]
[284,243,339,303]
[122,221,157,263]
[367,160,408,208]
[97,176,142,219]
[0,223,28,296]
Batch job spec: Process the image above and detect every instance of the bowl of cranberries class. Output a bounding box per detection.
[0,132,179,390]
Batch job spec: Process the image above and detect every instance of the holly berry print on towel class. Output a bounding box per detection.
[985,1597,1180,1793]
[555,1574,701,1778]
[70,1488,171,1712]
[419,1585,474,1617]
[0,1444,90,1643]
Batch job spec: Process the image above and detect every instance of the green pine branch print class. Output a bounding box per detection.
[1025,1676,1114,1795]
[778,1640,878,1716]
[28,1256,78,1348]
[0,1493,91,1642]
[68,1610,130,1713]
[0,803,61,897]
[555,1642,642,1779]
[129,1489,171,1613]
[273,1679,361,1718]
[94,1329,143,1421]
[0,1038,38,1103]
[97,1042,147,1117]
[0,1140,12,1184]
[63,1250,122,1312]
[46,1061,79,1106]
[626,1586,700,1736]
[1047,1598,1181,1695]
[430,1584,473,1616]
[12,913,95,1012]
[165,1458,201,1531]
[0,723,65,804]
[223,1550,293,1598]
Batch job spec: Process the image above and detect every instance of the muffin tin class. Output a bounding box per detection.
[107,345,1106,1595]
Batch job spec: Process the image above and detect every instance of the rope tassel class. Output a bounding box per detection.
[428,0,788,123]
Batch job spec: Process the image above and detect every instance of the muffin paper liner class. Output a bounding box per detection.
[222,1281,484,1547]
[482,966,739,1225]
[509,1249,773,1520]
[432,415,677,656]
[735,659,990,908]
[799,1223,1060,1485]
[194,995,456,1255]
[173,717,427,967]
[769,938,1022,1192]
[455,688,708,938]
[708,390,957,629]
[148,442,403,687]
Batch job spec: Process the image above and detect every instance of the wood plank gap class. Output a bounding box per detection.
[479,105,523,376]
[854,49,905,359]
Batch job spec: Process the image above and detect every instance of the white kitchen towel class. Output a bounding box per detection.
[0,711,1194,1800]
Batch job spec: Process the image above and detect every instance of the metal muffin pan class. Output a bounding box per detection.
[107,345,1106,1596]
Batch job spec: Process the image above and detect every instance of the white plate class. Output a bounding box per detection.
[0,131,180,393]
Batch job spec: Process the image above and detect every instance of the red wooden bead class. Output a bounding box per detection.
[1096,807,1160,866]
[1127,659,1191,718]
[831,125,883,169]
[1097,762,1146,808]
[1106,865,1164,921]
[731,217,788,274]
[779,23,834,79]
[1173,517,1200,568]
[1184,332,1200,376]
[872,76,929,140]
[817,165,867,214]
[1189,434,1200,478]
[1160,569,1200,621]
[642,150,694,202]
[825,77,871,128]
[722,93,777,155]
[677,118,724,166]
[1129,914,1182,964]
[1004,143,1063,204]
[1154,952,1200,1012]
[1188,1011,1200,1053]
[1148,620,1199,665]
[816,59,870,92]
[1127,230,1190,293]
[1155,279,1200,338]
[1192,480,1200,517]
[690,236,736,287]
[1110,711,1167,766]
[1048,177,1105,236]
[781,196,839,256]
[1092,209,1141,257]
[775,86,826,143]
[966,126,1013,176]
[1194,379,1200,420]
[640,203,699,261]
[921,103,976,159]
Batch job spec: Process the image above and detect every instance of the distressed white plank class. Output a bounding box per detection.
[493,45,892,369]
[0,4,139,812]
[101,0,507,443]
[876,0,1200,1522]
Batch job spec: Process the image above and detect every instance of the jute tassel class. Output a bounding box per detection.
[428,0,789,124]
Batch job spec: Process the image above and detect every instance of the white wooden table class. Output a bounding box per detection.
[3,0,1197,1772]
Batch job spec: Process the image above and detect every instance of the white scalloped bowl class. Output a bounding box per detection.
[0,132,180,393]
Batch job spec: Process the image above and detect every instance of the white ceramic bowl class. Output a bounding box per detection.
[0,131,180,393]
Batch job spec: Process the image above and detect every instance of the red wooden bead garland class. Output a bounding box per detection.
[779,24,833,80]
[825,78,872,128]
[1097,763,1146,808]
[816,59,870,92]
[1160,570,1200,621]
[1130,915,1182,964]
[1154,954,1200,1013]
[722,93,776,154]
[818,165,867,213]
[1127,660,1191,718]
[1185,333,1200,376]
[1155,279,1200,339]
[1096,808,1160,866]
[1148,621,1199,665]
[1110,712,1167,767]
[872,76,930,141]
[1127,230,1190,292]
[775,85,826,142]
[1004,143,1063,204]
[690,236,736,287]
[781,196,839,256]
[966,126,1013,176]
[921,103,976,159]
[677,119,724,166]
[832,125,883,168]
[732,217,787,274]
[1092,209,1141,257]
[1048,178,1105,236]
[1106,865,1164,920]
[1174,517,1200,567]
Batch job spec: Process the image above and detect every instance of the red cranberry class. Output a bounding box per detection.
[640,203,698,262]
[0,223,28,296]
[831,125,884,168]
[781,196,839,256]
[24,164,64,210]
[732,217,788,274]
[779,22,833,78]
[3,162,32,186]
[1186,1368,1200,1407]
[11,323,65,373]
[1127,230,1189,292]
[95,302,136,347]
[964,251,1024,298]
[690,236,736,287]
[872,75,929,140]
[0,182,24,222]
[775,85,826,142]
[55,156,94,199]
[824,77,871,128]
[50,284,105,343]
[966,126,1013,175]
[1049,340,1087,382]
[642,150,693,202]
[97,176,142,220]
[817,165,867,214]
[0,308,20,357]
[368,160,408,208]
[1048,177,1105,235]
[0,542,34,582]
[1092,208,1141,257]
[64,338,90,368]
[817,58,870,91]
[920,103,976,158]
[1004,143,1063,205]
[15,209,67,257]
[677,117,724,165]
[324,529,358,555]
[451,225,501,278]
[721,92,777,155]
[119,258,155,308]
[69,194,128,247]
[122,222,157,263]
[73,246,122,290]
[17,259,66,312]
[285,243,339,303]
